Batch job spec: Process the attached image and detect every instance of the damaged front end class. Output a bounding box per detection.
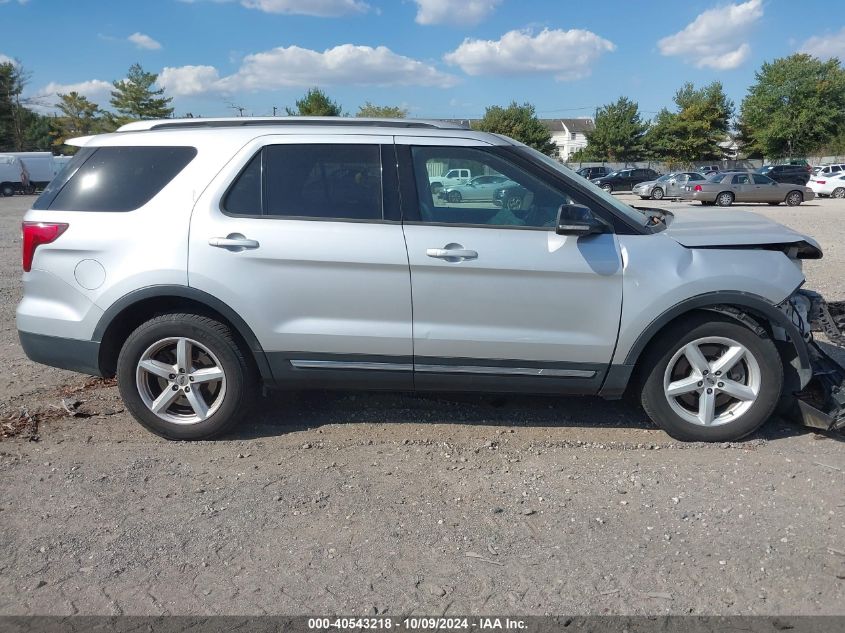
[780,290,845,432]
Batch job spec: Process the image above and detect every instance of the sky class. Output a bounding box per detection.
[1,0,844,121]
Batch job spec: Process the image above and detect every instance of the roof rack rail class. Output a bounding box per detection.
[116,117,470,133]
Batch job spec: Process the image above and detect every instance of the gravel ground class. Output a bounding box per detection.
[0,193,843,616]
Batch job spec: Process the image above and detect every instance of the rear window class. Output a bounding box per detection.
[33,146,196,211]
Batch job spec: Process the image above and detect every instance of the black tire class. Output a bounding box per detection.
[447,190,462,203]
[832,187,845,199]
[601,183,613,193]
[715,191,734,207]
[785,190,803,206]
[1,183,14,197]
[639,313,783,442]
[430,182,443,195]
[117,313,257,440]
[651,187,664,200]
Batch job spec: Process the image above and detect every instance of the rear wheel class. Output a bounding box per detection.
[640,314,782,442]
[832,187,845,199]
[716,192,734,207]
[785,191,803,206]
[117,313,256,440]
[651,187,664,200]
[1,183,14,197]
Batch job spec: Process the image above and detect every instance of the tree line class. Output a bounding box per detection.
[573,54,845,165]
[2,52,844,162]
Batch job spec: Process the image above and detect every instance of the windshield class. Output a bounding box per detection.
[707,173,724,183]
[514,145,658,228]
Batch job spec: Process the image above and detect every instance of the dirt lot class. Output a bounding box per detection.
[0,193,843,616]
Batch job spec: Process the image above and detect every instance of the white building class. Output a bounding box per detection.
[541,119,595,161]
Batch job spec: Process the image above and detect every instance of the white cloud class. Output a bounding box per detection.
[159,44,457,96]
[658,0,762,70]
[128,32,162,50]
[158,65,221,97]
[0,53,15,65]
[179,0,370,16]
[800,27,845,61]
[444,28,615,80]
[414,0,500,26]
[28,79,113,112]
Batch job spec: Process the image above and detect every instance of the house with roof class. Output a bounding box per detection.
[439,117,595,161]
[540,119,595,161]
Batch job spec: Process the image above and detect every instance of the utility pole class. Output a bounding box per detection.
[272,106,278,116]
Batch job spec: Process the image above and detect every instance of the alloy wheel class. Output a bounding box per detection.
[136,337,227,425]
[786,191,803,206]
[716,192,733,207]
[833,187,845,199]
[663,336,761,427]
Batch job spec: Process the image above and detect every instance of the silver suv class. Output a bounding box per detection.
[16,118,845,441]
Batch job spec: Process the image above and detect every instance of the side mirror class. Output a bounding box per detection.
[556,204,607,237]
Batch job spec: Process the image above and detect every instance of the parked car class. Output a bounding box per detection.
[590,168,660,193]
[812,163,845,178]
[683,171,814,206]
[633,172,707,200]
[429,168,471,194]
[575,166,611,179]
[757,164,811,186]
[808,172,845,198]
[0,152,60,195]
[439,174,513,203]
[697,165,720,176]
[16,117,844,443]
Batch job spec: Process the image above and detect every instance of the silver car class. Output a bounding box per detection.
[633,172,708,200]
[15,117,845,442]
[684,171,815,206]
[439,174,513,203]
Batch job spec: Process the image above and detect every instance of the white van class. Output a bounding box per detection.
[0,154,26,196]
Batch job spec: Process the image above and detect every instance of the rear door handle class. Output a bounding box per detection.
[426,248,478,260]
[209,234,260,250]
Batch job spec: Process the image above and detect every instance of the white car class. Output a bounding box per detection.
[811,163,845,178]
[808,172,845,198]
[429,168,471,193]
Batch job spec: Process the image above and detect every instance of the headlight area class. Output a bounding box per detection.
[779,289,845,433]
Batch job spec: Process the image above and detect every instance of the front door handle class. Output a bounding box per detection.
[426,245,478,261]
[209,234,260,251]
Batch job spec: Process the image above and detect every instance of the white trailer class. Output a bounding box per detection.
[0,152,66,195]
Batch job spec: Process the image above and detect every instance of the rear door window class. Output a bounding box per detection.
[35,146,196,211]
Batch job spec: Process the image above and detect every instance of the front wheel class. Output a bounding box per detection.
[447,190,462,203]
[601,184,612,193]
[640,314,782,442]
[785,191,803,206]
[651,187,664,200]
[117,313,256,440]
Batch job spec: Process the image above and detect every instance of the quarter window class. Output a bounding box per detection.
[411,146,586,229]
[752,174,775,185]
[35,146,196,212]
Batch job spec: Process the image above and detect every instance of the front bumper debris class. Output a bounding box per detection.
[788,290,845,432]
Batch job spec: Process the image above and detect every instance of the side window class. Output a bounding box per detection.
[264,144,382,220]
[752,174,774,185]
[410,146,585,229]
[832,166,842,173]
[223,152,262,215]
[732,174,750,185]
[688,173,704,181]
[37,146,196,212]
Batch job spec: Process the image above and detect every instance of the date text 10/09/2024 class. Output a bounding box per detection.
[307,617,528,630]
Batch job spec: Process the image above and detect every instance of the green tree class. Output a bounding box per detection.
[109,63,173,123]
[51,92,104,151]
[473,102,557,156]
[22,111,53,151]
[355,102,408,118]
[286,88,343,116]
[739,54,845,158]
[0,60,29,151]
[584,96,648,161]
[643,82,733,165]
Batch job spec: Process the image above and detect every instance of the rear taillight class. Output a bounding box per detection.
[817,180,826,184]
[694,185,702,191]
[22,222,68,272]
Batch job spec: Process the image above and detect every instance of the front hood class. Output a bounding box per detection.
[663,208,822,255]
